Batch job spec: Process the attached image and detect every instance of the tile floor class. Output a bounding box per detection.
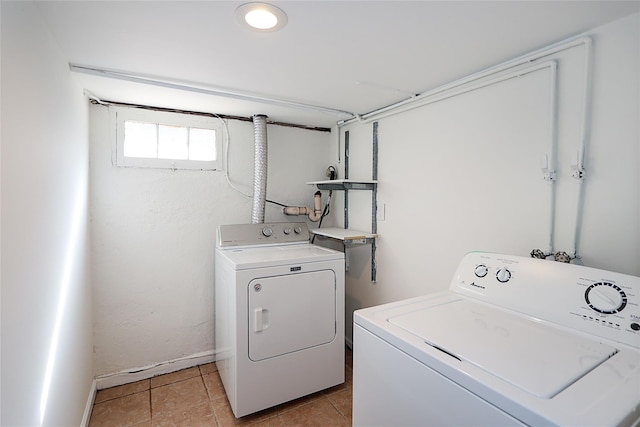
[89,347,353,426]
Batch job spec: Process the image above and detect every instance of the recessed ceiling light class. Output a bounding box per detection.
[235,3,288,32]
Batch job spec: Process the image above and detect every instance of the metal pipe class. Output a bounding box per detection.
[375,61,557,123]
[339,36,593,126]
[571,37,593,260]
[547,62,559,256]
[251,115,268,224]
[69,63,357,119]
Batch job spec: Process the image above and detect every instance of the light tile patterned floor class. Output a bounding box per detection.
[89,347,353,426]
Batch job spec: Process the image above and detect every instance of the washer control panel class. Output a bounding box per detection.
[217,222,309,248]
[452,252,640,349]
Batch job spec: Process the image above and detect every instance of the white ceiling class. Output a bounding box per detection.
[36,1,639,127]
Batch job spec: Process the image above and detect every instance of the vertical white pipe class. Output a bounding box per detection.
[572,37,593,259]
[547,62,559,256]
[251,114,268,224]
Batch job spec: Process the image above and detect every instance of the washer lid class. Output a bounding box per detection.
[388,299,618,398]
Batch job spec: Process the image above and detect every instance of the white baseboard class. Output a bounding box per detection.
[81,379,97,427]
[95,350,216,390]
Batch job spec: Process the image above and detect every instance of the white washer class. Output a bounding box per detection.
[215,222,345,418]
[354,252,640,426]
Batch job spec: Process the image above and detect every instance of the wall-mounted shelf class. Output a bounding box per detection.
[307,179,377,191]
[309,123,379,281]
[310,227,378,247]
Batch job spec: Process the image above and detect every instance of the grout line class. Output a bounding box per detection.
[148,386,153,421]
[93,380,151,405]
[149,367,202,389]
[202,368,217,427]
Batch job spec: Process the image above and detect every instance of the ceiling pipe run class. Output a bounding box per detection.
[339,35,593,126]
[69,64,356,119]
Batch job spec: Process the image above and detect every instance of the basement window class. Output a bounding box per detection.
[111,106,222,170]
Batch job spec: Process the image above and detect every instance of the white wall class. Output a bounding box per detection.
[337,14,640,342]
[90,105,333,382]
[1,1,93,425]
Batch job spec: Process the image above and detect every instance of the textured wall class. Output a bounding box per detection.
[89,105,333,382]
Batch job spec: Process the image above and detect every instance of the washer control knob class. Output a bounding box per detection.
[262,227,273,237]
[293,226,302,234]
[283,227,292,235]
[496,268,512,283]
[585,282,627,314]
[474,264,489,278]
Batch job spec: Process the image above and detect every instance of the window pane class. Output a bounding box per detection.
[158,125,188,160]
[115,106,221,170]
[124,121,157,158]
[189,128,217,161]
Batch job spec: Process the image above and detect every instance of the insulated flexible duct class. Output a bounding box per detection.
[251,114,268,224]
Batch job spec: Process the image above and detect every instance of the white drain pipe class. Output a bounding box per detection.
[251,115,268,224]
[283,191,323,222]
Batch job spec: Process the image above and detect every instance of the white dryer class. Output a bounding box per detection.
[215,222,345,418]
[354,252,640,426]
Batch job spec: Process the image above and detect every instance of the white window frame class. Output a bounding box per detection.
[110,105,222,171]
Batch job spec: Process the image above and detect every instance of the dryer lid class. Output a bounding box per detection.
[388,299,618,398]
[217,244,344,269]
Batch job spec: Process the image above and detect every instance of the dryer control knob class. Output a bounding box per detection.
[293,226,302,234]
[262,227,273,237]
[496,268,512,283]
[283,227,292,235]
[474,264,489,278]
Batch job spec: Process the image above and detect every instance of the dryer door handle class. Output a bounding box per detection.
[254,307,268,332]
